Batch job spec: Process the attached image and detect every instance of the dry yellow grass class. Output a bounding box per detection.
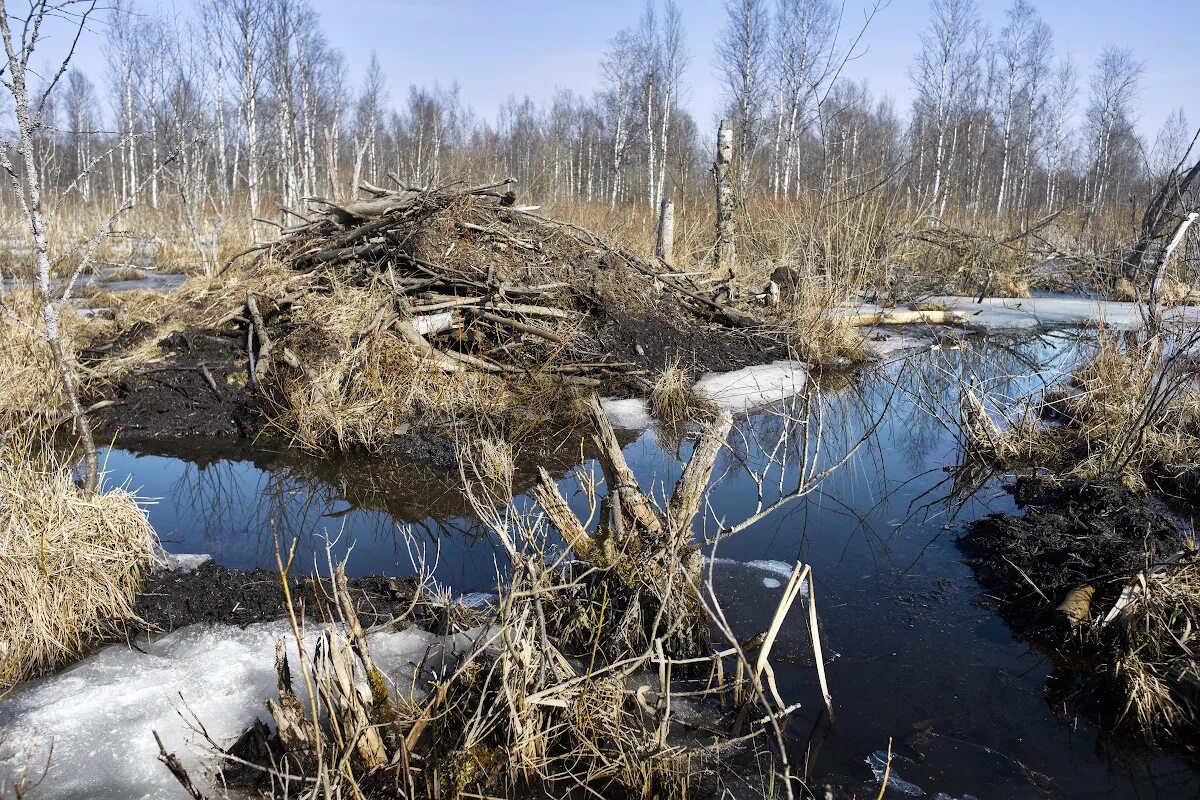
[0,432,159,688]
[0,291,110,421]
[264,278,511,452]
[965,326,1200,491]
[649,359,715,425]
[1110,557,1200,739]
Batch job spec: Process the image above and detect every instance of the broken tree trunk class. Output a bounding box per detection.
[714,120,736,272]
[1147,210,1198,337]
[656,196,675,266]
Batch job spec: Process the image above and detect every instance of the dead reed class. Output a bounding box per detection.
[962,322,1200,491]
[0,428,159,689]
[168,397,838,799]
[650,359,716,426]
[1104,555,1200,740]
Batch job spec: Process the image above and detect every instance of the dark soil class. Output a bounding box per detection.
[133,559,471,634]
[85,308,787,452]
[85,327,263,441]
[592,307,789,379]
[959,477,1184,633]
[959,476,1195,748]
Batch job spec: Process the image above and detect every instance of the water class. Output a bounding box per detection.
[1,264,186,296]
[96,330,1197,799]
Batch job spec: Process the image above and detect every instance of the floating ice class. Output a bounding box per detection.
[710,557,809,597]
[456,591,498,609]
[866,749,927,796]
[693,360,809,413]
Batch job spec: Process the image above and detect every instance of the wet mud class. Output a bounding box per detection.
[959,476,1195,749]
[133,560,470,635]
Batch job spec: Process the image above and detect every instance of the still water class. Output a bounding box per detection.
[99,331,1197,799]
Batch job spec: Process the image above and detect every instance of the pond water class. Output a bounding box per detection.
[91,330,1197,799]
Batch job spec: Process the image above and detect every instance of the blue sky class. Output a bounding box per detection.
[65,0,1198,142]
[312,0,1196,141]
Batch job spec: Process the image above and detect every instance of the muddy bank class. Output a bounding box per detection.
[960,477,1183,630]
[85,310,790,452]
[959,477,1197,747]
[133,559,483,635]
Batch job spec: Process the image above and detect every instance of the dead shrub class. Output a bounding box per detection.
[175,402,827,800]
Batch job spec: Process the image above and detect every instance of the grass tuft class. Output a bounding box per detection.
[0,431,159,688]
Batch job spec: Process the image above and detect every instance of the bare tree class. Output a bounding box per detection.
[1150,108,1191,183]
[993,0,1036,219]
[910,0,982,211]
[1085,45,1143,208]
[62,69,97,202]
[0,0,106,490]
[102,0,138,203]
[770,0,837,199]
[209,0,267,221]
[601,29,638,207]
[637,0,688,209]
[1042,56,1077,210]
[351,51,387,197]
[716,0,769,197]
[1015,17,1052,213]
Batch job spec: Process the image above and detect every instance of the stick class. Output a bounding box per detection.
[153,731,207,799]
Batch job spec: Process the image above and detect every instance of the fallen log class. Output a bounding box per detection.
[846,309,971,327]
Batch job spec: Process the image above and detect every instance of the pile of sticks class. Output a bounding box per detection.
[227,181,765,383]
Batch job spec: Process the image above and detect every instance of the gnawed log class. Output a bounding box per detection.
[532,467,596,560]
[392,320,463,373]
[846,309,971,327]
[667,408,733,542]
[585,395,664,539]
[1056,585,1095,627]
[656,196,675,265]
[462,307,570,345]
[245,294,273,384]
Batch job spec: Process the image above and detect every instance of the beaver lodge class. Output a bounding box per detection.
[91,181,819,453]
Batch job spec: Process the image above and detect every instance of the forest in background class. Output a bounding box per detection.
[5,0,1193,244]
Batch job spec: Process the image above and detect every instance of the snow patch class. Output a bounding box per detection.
[693,360,809,413]
[599,397,654,430]
[160,553,211,573]
[0,622,476,799]
[935,295,1199,332]
[599,361,810,430]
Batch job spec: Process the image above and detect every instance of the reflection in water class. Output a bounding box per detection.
[99,330,1195,799]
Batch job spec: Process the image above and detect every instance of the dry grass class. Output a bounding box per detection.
[0,291,116,423]
[964,325,1200,491]
[1052,333,1200,489]
[1108,556,1200,740]
[0,429,159,689]
[0,295,62,421]
[649,359,715,425]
